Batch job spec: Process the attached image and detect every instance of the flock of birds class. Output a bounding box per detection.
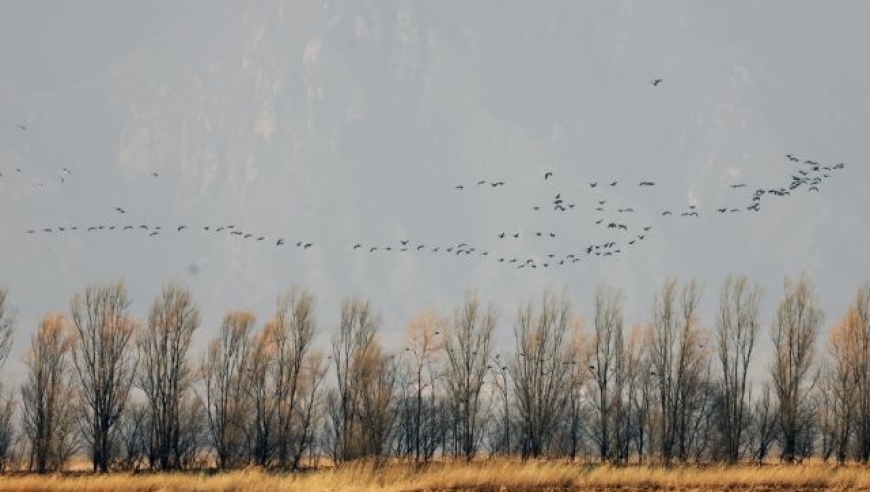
[6,77,850,272]
[345,150,847,271]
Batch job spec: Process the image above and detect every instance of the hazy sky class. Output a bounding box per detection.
[1,1,868,379]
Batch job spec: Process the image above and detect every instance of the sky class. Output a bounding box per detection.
[1,1,869,380]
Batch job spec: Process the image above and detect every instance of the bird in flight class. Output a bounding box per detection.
[455,185,464,190]
[651,78,663,86]
[16,123,26,131]
[151,172,159,178]
[276,238,285,246]
[589,182,598,188]
[730,183,746,188]
[544,172,553,180]
[115,207,126,214]
[610,181,618,187]
[353,243,361,250]
[303,243,313,249]
[639,181,655,186]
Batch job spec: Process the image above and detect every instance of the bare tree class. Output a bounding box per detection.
[0,286,13,374]
[201,311,255,469]
[588,285,625,462]
[716,275,762,463]
[626,324,654,463]
[561,324,589,461]
[512,291,572,459]
[750,382,778,464]
[354,342,399,461]
[328,297,380,462]
[770,275,822,463]
[844,284,870,462]
[648,278,707,464]
[488,352,513,457]
[269,288,317,469]
[246,327,276,466]
[443,294,495,461]
[114,399,149,471]
[176,393,208,469]
[137,282,200,470]
[289,351,328,469]
[821,316,853,464]
[401,308,445,463]
[70,281,138,472]
[0,286,16,469]
[21,314,78,473]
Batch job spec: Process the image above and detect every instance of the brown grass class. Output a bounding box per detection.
[3,460,870,492]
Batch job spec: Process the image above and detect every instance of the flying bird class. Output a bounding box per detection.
[544,172,553,180]
[610,181,618,187]
[651,78,663,86]
[114,207,126,214]
[277,238,285,246]
[353,244,361,250]
[303,243,313,249]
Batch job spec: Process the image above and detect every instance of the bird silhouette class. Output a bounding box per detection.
[369,247,377,253]
[477,180,486,185]
[115,207,126,214]
[151,172,159,178]
[276,238,284,245]
[455,185,464,190]
[16,124,27,131]
[303,243,313,249]
[544,172,553,180]
[610,181,617,186]
[651,78,663,86]
[589,182,597,187]
[513,233,520,238]
[353,243,361,250]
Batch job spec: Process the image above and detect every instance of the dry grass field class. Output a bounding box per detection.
[2,461,870,492]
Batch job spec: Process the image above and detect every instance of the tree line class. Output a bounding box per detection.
[0,275,869,472]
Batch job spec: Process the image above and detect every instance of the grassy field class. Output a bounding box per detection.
[2,460,870,491]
